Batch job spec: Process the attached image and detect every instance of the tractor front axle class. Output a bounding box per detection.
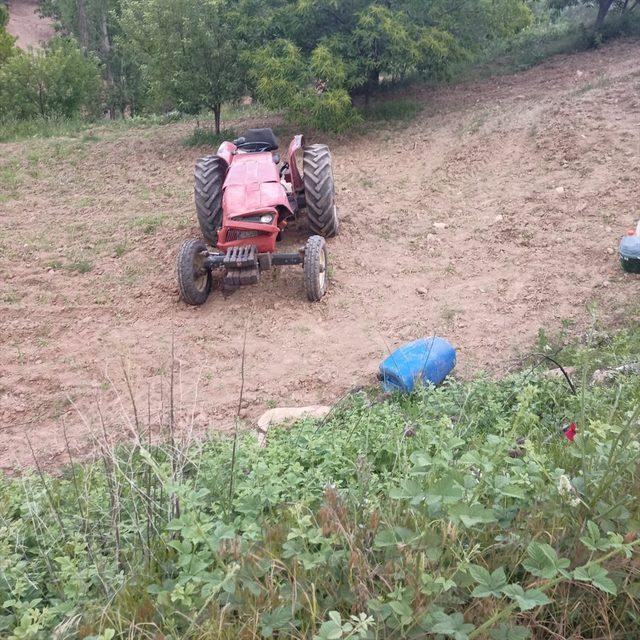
[203,246,304,290]
[203,248,304,272]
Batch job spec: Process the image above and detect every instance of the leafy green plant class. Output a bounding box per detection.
[121,0,247,133]
[131,213,165,234]
[361,99,423,122]
[62,259,93,274]
[182,127,236,149]
[0,327,639,638]
[0,4,16,66]
[0,38,102,120]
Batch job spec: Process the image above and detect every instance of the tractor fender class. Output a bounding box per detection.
[286,134,305,193]
[216,140,237,166]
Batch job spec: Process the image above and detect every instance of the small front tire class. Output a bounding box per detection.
[303,235,328,301]
[177,239,211,306]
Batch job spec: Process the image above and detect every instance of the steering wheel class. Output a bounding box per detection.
[233,137,273,152]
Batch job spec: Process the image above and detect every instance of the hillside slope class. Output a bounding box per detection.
[6,0,54,49]
[0,39,639,470]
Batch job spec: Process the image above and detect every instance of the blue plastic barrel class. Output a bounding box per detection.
[379,337,456,393]
[620,235,640,274]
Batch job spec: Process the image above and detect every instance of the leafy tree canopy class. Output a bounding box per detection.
[0,4,16,65]
[12,0,538,130]
[0,37,101,119]
[249,0,533,128]
[120,0,247,132]
[548,0,635,29]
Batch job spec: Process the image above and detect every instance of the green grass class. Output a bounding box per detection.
[1,325,639,639]
[182,127,237,148]
[114,240,129,257]
[65,259,93,274]
[361,99,423,123]
[131,213,166,235]
[0,111,194,144]
[0,159,22,198]
[42,257,94,273]
[1,290,24,304]
[221,101,276,121]
[0,115,91,142]
[455,9,640,81]
[570,72,614,96]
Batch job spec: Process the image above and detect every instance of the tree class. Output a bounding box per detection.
[548,0,636,30]
[249,39,361,132]
[0,4,17,65]
[121,0,247,132]
[248,0,533,129]
[0,37,101,119]
[41,0,146,117]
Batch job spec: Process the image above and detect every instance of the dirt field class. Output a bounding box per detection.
[1,40,639,471]
[6,0,55,49]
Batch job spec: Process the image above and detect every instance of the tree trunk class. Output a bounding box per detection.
[38,82,46,118]
[368,67,379,88]
[213,104,221,135]
[364,67,379,107]
[595,0,614,30]
[99,8,115,119]
[75,0,89,50]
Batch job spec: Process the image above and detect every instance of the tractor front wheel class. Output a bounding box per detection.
[177,238,211,306]
[303,144,339,237]
[303,235,328,301]
[194,155,226,245]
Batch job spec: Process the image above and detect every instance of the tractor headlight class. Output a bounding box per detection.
[260,214,274,224]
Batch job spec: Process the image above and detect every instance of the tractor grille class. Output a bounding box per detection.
[225,229,260,242]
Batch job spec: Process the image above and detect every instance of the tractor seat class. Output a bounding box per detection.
[234,128,279,153]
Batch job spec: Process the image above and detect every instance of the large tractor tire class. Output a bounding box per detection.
[303,144,339,237]
[194,155,226,245]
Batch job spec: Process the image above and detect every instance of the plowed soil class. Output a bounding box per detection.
[1,40,639,471]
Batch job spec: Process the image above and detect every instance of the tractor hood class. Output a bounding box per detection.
[223,152,290,218]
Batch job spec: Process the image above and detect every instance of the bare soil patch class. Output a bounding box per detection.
[6,0,55,50]
[1,40,639,471]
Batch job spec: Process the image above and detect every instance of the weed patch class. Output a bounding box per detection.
[131,213,166,235]
[0,328,638,638]
[65,259,94,274]
[183,127,237,148]
[0,160,22,198]
[113,240,129,257]
[361,99,423,123]
[0,116,89,142]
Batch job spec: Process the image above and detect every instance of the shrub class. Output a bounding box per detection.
[0,37,102,120]
[182,127,237,148]
[249,39,362,134]
[361,98,424,122]
[0,4,16,66]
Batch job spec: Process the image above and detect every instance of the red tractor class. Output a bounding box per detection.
[176,128,339,305]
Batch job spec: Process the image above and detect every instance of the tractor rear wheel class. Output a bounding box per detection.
[194,155,226,245]
[303,235,328,301]
[303,144,339,237]
[177,238,211,306]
